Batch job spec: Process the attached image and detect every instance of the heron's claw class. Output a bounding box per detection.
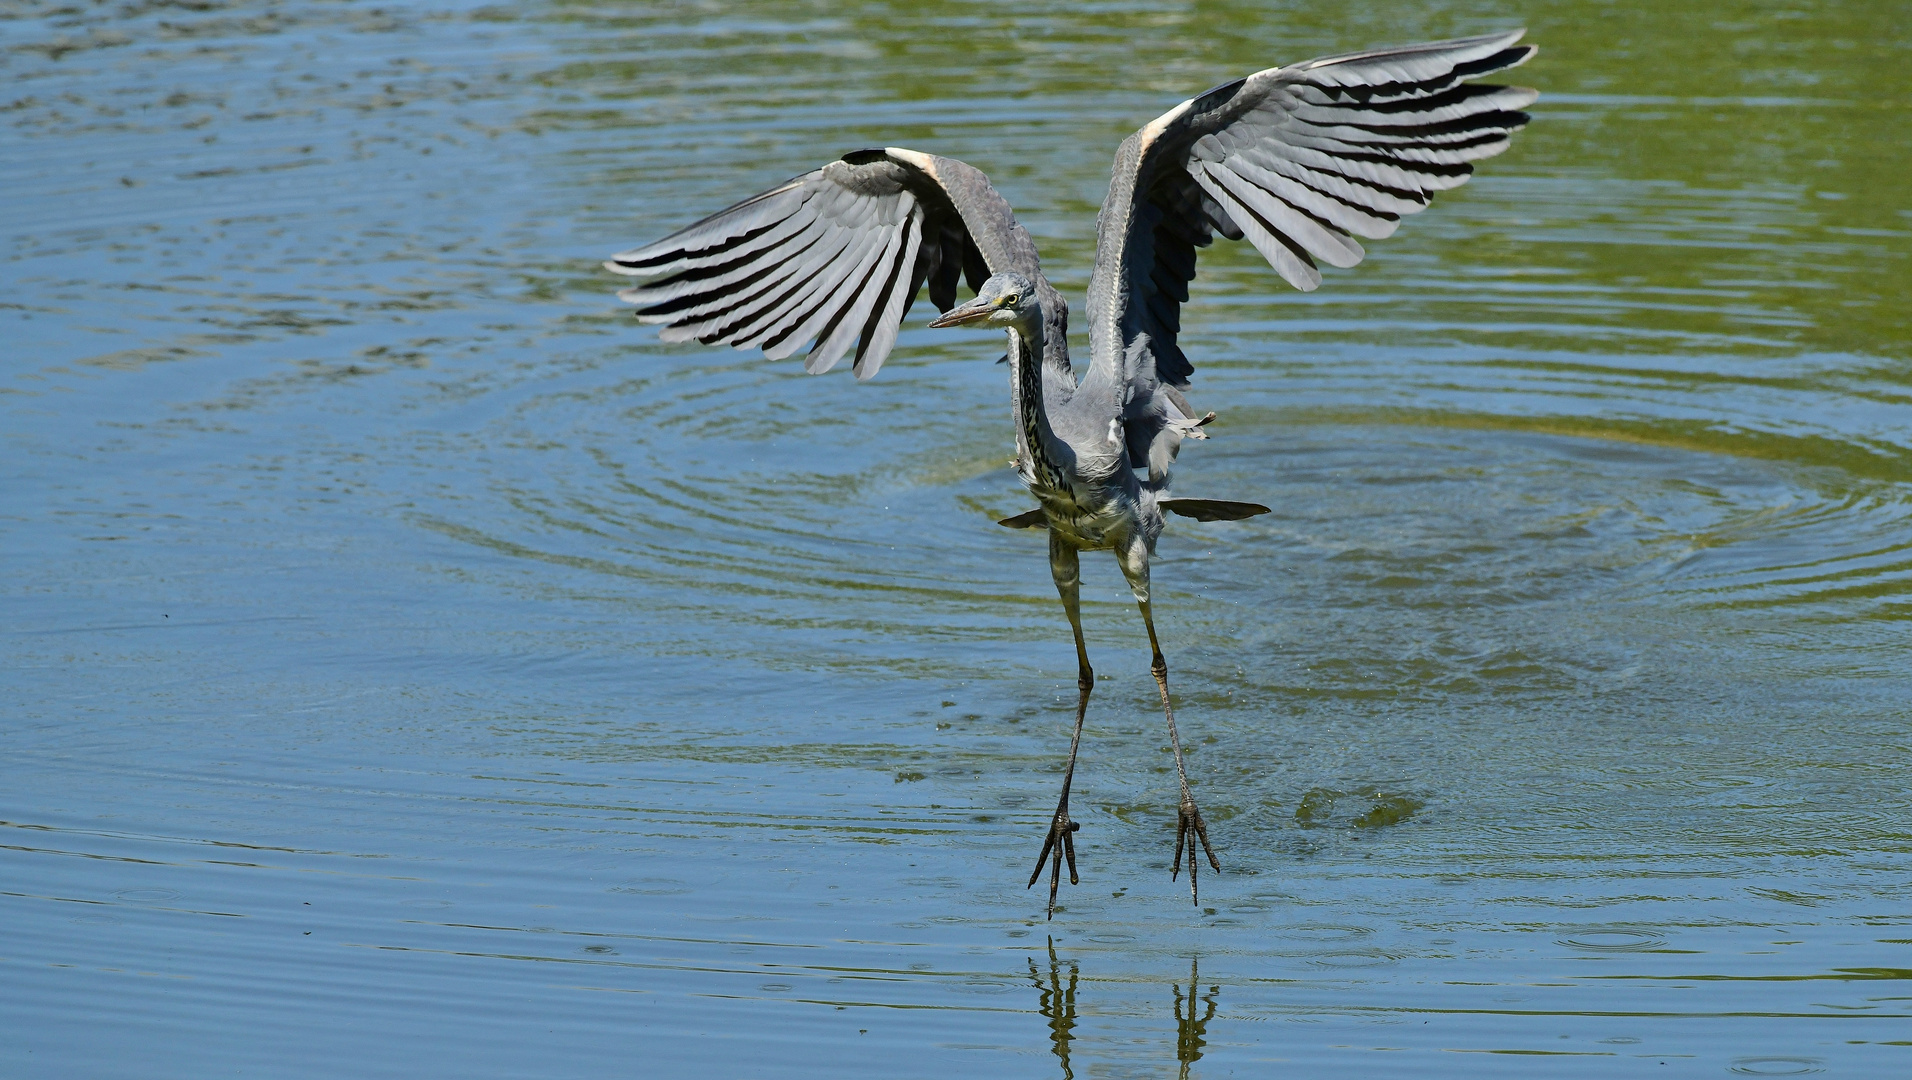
[1169,785,1220,905]
[1027,799,1081,920]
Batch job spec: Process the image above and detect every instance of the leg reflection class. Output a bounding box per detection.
[1172,956,1219,1079]
[1027,937,1079,1080]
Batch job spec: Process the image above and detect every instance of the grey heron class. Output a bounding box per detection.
[607,30,1538,916]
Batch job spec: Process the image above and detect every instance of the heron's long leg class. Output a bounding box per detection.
[1029,531,1090,919]
[1117,535,1220,904]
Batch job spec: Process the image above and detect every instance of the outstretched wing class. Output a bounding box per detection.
[1087,30,1537,482]
[608,148,1064,380]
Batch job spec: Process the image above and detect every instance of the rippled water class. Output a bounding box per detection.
[5,1,1911,1075]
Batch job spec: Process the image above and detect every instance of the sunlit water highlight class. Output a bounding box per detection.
[4,1,1910,1076]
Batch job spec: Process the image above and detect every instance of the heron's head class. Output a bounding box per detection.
[927,272,1041,332]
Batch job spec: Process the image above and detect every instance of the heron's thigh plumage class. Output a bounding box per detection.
[1114,531,1151,605]
[1048,530,1082,596]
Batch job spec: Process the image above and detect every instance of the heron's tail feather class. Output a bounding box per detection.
[1159,498,1269,522]
[997,508,1048,529]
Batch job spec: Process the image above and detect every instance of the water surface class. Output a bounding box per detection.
[5,1,1911,1076]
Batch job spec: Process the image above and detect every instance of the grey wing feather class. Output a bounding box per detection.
[1085,29,1536,485]
[608,148,1064,381]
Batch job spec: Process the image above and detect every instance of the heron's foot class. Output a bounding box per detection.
[1169,786,1220,904]
[1027,798,1081,920]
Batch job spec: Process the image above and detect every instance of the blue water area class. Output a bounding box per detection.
[5,1,1910,1076]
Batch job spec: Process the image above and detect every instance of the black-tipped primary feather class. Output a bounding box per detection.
[610,148,1068,381]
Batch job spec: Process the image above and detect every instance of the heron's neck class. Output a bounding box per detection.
[1009,318,1067,491]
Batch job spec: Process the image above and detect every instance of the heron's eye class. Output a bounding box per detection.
[1002,292,1020,306]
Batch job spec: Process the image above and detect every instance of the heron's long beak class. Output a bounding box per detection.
[928,298,996,329]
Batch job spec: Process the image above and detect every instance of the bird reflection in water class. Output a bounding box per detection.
[1173,957,1221,1079]
[1027,942,1223,1078]
[1028,938,1080,1079]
